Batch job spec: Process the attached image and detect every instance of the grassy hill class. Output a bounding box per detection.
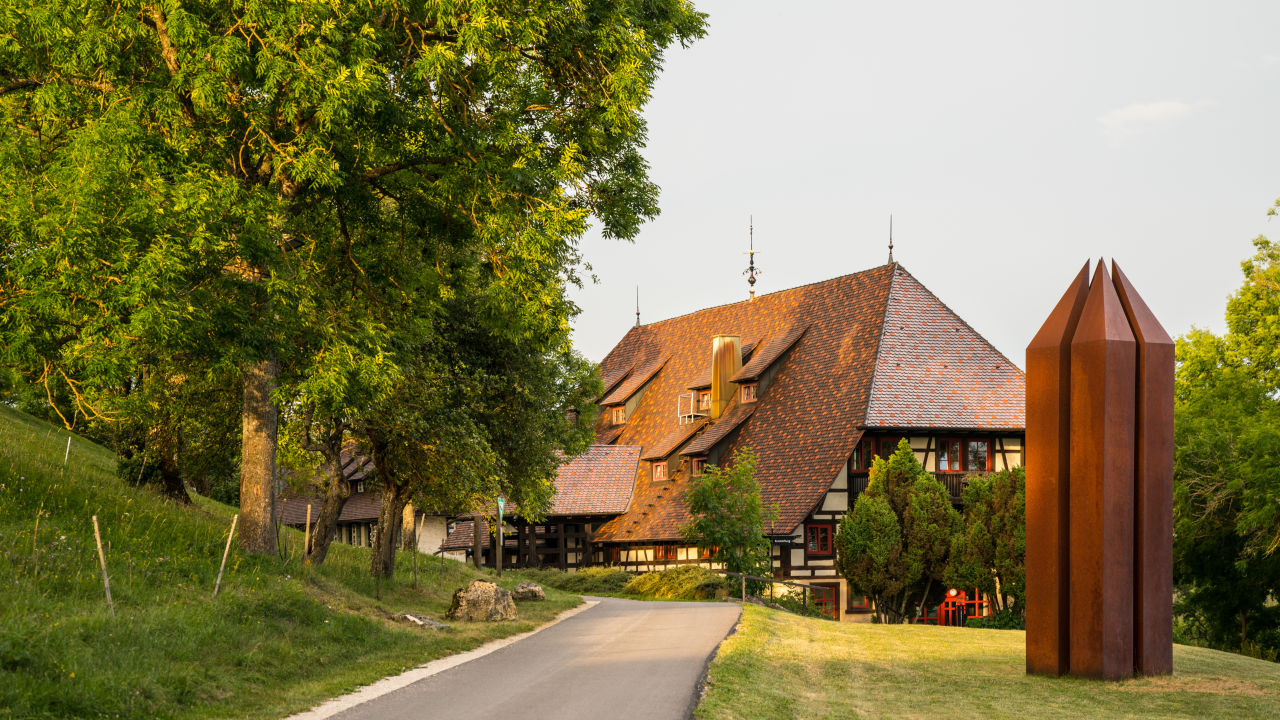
[0,405,579,719]
[698,605,1280,719]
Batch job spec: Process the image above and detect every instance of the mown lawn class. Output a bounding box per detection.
[698,605,1280,720]
[0,405,579,719]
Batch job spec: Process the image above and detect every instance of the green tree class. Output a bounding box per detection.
[1170,205,1280,656]
[1173,366,1280,652]
[945,467,1026,616]
[0,1,707,554]
[683,447,777,590]
[836,438,960,623]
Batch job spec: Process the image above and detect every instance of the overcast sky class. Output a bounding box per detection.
[568,0,1280,367]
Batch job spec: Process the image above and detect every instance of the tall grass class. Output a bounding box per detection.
[0,405,578,719]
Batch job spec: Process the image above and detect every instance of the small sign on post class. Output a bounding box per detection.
[496,497,505,577]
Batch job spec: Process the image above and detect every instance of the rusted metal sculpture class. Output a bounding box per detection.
[1025,260,1173,680]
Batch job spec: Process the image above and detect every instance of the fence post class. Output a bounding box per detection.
[741,575,746,602]
[91,515,114,616]
[213,514,238,599]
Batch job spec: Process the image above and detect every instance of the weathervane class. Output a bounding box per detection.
[635,284,641,327]
[743,215,761,300]
[888,214,895,264]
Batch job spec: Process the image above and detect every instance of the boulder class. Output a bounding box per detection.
[446,580,518,622]
[512,582,546,602]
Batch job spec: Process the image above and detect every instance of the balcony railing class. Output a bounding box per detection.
[848,471,970,503]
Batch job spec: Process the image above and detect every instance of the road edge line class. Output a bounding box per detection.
[284,598,600,720]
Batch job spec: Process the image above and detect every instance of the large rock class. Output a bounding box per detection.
[512,582,546,602]
[446,580,518,622]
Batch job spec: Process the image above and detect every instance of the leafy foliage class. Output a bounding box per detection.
[945,467,1026,616]
[836,438,960,623]
[682,447,776,585]
[0,1,706,560]
[1170,211,1280,657]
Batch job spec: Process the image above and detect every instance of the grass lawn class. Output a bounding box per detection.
[697,605,1280,720]
[0,405,579,719]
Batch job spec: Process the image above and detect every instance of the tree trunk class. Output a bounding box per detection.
[305,456,348,566]
[472,512,484,569]
[370,485,406,578]
[238,359,278,555]
[913,578,933,624]
[401,503,417,551]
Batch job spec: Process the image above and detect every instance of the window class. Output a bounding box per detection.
[741,382,758,402]
[937,438,962,471]
[806,523,833,555]
[879,436,903,460]
[698,390,711,410]
[846,586,871,611]
[691,457,706,476]
[611,406,625,425]
[966,440,990,472]
[355,481,366,493]
[812,583,840,620]
[698,546,717,559]
[655,545,678,561]
[610,547,622,563]
[653,461,667,481]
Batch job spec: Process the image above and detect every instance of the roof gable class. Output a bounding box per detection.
[865,266,1026,429]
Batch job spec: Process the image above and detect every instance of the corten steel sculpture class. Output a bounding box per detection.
[1025,260,1173,680]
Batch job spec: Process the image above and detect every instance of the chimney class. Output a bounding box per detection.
[710,335,742,419]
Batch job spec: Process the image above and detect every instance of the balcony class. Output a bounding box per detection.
[848,471,970,504]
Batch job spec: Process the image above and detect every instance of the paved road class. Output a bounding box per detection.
[330,597,741,720]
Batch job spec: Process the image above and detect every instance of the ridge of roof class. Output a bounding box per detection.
[626,264,895,333]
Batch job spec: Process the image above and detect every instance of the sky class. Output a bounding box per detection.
[566,0,1280,367]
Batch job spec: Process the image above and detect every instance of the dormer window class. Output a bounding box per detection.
[653,461,668,481]
[698,390,711,411]
[611,406,626,425]
[691,457,706,476]
[741,383,758,403]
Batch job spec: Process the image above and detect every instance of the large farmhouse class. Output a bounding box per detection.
[444,261,1026,619]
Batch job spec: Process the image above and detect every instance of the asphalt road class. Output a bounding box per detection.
[329,597,742,720]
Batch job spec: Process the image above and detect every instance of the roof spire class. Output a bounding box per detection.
[635,284,641,327]
[743,214,761,300]
[888,214,895,264]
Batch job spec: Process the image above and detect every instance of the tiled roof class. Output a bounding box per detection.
[687,341,757,390]
[547,445,640,515]
[731,322,809,382]
[595,424,625,445]
[599,362,633,399]
[600,353,669,406]
[642,419,709,461]
[865,267,1026,429]
[588,263,1025,543]
[681,402,757,456]
[590,264,898,541]
[280,490,381,526]
[441,518,513,551]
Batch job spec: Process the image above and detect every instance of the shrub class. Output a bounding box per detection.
[516,566,632,595]
[623,566,729,600]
